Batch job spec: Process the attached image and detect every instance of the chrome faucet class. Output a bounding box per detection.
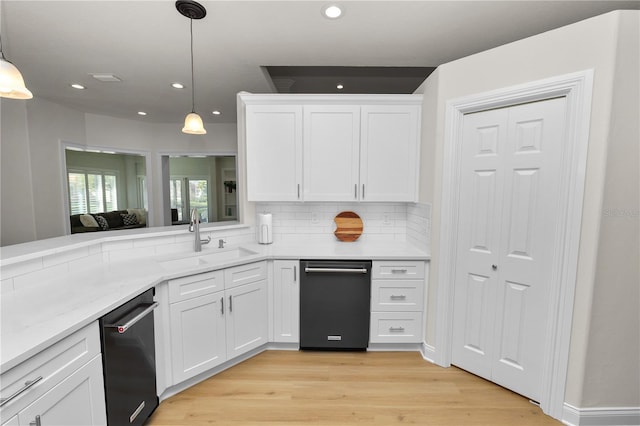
[189,208,211,252]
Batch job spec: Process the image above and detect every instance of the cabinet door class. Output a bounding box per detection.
[225,280,268,359]
[273,260,300,343]
[18,356,106,426]
[360,105,420,202]
[245,105,303,201]
[170,292,226,383]
[303,106,360,201]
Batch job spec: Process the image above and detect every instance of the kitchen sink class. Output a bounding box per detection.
[158,256,208,270]
[197,247,257,263]
[158,247,258,270]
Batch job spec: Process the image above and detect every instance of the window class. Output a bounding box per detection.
[68,170,118,215]
[169,178,185,221]
[169,177,209,223]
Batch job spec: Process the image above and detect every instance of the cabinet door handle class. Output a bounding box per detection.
[1,376,43,407]
[362,184,365,199]
[297,184,300,199]
[229,295,233,312]
[354,184,357,199]
[390,295,407,300]
[391,268,408,274]
[29,415,41,426]
[105,302,159,334]
[221,297,224,315]
[389,327,405,332]
[294,265,297,282]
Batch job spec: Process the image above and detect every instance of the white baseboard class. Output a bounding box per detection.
[563,404,640,426]
[420,342,436,363]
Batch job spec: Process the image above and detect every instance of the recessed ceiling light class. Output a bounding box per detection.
[212,110,221,115]
[336,83,344,90]
[323,5,343,19]
[70,83,85,90]
[171,82,185,89]
[137,111,147,116]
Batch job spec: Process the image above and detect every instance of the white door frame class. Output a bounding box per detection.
[435,70,594,419]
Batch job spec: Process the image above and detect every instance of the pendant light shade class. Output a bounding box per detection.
[176,1,207,135]
[0,37,33,99]
[182,112,207,134]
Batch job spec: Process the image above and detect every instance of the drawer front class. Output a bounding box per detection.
[168,270,224,303]
[224,261,267,290]
[369,312,423,343]
[371,280,424,312]
[0,322,100,419]
[372,261,425,279]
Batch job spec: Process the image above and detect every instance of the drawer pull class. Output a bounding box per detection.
[29,415,42,426]
[391,269,408,274]
[389,327,406,332]
[390,295,406,300]
[0,376,43,407]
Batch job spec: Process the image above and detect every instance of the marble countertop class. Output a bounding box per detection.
[1,237,429,372]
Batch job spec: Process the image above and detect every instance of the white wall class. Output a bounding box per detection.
[580,11,639,407]
[0,100,36,246]
[419,10,638,408]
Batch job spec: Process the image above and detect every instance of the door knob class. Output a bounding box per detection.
[492,264,498,270]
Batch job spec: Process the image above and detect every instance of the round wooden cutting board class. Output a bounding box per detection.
[333,211,363,242]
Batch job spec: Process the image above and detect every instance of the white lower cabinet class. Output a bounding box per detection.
[272,260,300,343]
[167,261,268,385]
[370,260,426,344]
[169,292,227,384]
[225,280,268,358]
[0,322,106,426]
[17,356,105,426]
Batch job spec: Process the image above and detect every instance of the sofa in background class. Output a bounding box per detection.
[70,209,147,234]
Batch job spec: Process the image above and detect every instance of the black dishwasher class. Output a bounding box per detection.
[99,288,159,425]
[300,260,372,350]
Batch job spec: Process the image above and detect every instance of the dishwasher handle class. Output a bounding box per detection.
[105,302,158,334]
[304,267,368,274]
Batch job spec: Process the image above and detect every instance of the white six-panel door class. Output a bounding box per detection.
[451,97,566,401]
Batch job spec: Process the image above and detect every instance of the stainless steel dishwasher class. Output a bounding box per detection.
[299,260,372,350]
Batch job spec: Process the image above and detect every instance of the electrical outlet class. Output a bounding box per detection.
[311,212,319,224]
[383,213,392,226]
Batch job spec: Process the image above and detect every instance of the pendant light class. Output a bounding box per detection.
[0,34,33,99]
[176,0,207,135]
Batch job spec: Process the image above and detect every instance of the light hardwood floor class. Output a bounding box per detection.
[148,350,561,425]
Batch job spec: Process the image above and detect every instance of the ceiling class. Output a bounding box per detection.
[1,1,638,124]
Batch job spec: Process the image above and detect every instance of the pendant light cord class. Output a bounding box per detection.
[189,18,195,113]
[0,33,6,60]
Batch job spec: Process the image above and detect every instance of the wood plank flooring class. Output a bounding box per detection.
[148,350,561,425]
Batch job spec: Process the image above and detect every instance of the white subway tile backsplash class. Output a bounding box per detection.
[256,201,429,249]
[133,235,176,248]
[1,277,14,294]
[42,247,90,268]
[13,263,69,291]
[1,258,44,279]
[102,239,134,252]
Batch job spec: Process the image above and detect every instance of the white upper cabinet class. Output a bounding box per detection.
[245,104,303,202]
[360,105,420,202]
[303,106,361,201]
[241,95,421,202]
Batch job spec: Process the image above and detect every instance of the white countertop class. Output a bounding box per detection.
[1,236,429,372]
